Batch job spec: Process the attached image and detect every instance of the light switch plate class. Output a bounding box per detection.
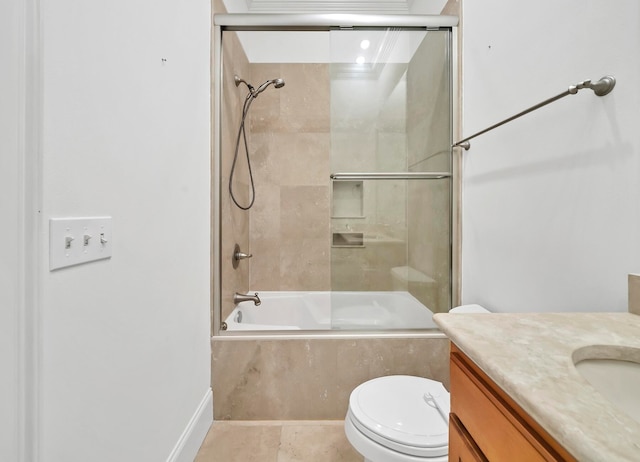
[49,217,112,270]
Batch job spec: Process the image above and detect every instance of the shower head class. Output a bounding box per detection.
[253,78,286,96]
[235,74,285,97]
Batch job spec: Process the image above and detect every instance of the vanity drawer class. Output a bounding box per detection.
[450,345,574,461]
[449,413,488,462]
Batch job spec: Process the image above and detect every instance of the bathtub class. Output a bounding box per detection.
[222,291,438,331]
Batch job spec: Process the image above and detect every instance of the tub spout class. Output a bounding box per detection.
[234,292,261,306]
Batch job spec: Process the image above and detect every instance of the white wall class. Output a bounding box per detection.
[1,0,24,459]
[40,0,212,460]
[461,1,640,312]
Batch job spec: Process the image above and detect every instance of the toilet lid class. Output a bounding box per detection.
[349,375,449,457]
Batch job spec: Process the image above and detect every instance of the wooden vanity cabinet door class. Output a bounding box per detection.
[449,345,576,462]
[449,413,488,462]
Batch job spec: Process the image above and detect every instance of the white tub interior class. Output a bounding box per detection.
[223,291,438,331]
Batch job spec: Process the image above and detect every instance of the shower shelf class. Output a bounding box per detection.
[332,232,364,248]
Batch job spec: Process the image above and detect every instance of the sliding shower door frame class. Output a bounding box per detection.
[212,14,461,336]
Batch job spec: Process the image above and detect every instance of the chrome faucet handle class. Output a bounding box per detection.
[232,243,252,269]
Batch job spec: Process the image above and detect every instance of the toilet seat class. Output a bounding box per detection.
[347,375,449,458]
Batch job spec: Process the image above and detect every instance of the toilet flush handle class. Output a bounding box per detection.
[423,392,450,425]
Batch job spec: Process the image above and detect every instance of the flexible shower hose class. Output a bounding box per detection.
[229,92,257,210]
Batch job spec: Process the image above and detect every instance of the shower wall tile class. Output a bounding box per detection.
[330,239,407,293]
[211,337,450,420]
[405,31,452,313]
[330,132,378,173]
[407,178,450,313]
[252,132,330,187]
[248,238,281,290]
[249,185,330,290]
[249,64,283,131]
[407,31,450,169]
[247,183,282,291]
[277,132,329,186]
[280,63,330,133]
[249,183,281,241]
[376,131,408,172]
[280,186,330,240]
[250,63,330,134]
[220,31,252,321]
[330,249,367,291]
[212,0,227,14]
[278,186,330,290]
[280,238,330,290]
[441,0,460,15]
[329,67,410,293]
[248,63,331,291]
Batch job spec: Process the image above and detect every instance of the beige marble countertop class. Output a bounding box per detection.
[433,312,640,462]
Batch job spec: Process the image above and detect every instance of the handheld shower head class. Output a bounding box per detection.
[229,75,286,210]
[234,75,285,97]
[253,78,286,96]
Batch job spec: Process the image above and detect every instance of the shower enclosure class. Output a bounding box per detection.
[213,14,459,334]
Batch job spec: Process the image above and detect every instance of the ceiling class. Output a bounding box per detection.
[222,0,448,14]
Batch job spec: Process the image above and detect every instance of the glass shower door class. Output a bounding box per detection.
[328,27,453,329]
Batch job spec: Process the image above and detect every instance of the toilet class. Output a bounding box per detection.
[344,304,489,462]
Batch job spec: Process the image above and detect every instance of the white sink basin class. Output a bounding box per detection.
[573,346,640,424]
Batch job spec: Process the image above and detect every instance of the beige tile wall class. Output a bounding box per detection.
[329,64,409,292]
[220,54,333,315]
[406,31,452,313]
[221,31,251,321]
[248,63,331,291]
[212,337,450,420]
[441,0,460,15]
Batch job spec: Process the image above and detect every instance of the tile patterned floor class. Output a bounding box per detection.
[195,420,364,462]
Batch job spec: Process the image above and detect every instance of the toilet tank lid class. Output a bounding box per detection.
[449,304,490,313]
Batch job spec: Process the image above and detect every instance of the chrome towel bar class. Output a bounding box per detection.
[452,75,616,151]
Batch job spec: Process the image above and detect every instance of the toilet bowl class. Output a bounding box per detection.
[345,375,449,462]
[345,304,489,462]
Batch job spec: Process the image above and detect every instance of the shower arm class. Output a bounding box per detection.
[452,75,616,151]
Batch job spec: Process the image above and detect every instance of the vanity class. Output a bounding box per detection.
[433,312,640,462]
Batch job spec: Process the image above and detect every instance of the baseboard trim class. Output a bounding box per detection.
[166,388,213,462]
